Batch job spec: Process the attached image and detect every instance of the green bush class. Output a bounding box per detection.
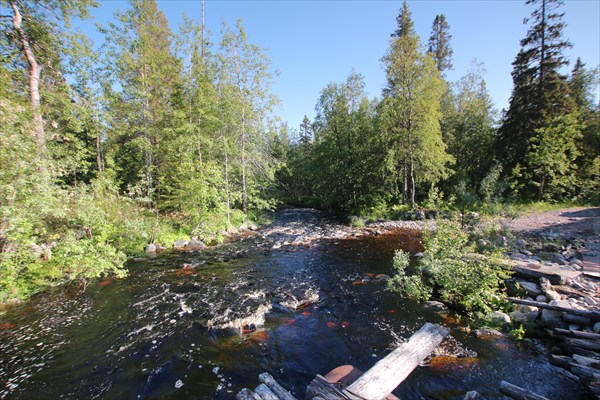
[388,219,511,315]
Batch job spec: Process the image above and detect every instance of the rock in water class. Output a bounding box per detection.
[185,239,205,251]
[425,301,448,312]
[173,239,188,250]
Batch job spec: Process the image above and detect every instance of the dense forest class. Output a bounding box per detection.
[0,0,598,302]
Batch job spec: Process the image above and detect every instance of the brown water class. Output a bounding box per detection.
[0,210,583,399]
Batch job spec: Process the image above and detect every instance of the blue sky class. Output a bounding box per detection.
[82,0,600,132]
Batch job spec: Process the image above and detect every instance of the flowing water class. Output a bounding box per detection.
[0,209,583,399]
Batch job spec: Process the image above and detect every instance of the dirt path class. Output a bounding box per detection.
[501,207,600,240]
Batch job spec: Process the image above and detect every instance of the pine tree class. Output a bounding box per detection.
[497,0,574,195]
[381,1,452,207]
[427,14,453,74]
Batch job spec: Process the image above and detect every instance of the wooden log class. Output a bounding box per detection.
[549,354,573,369]
[255,383,280,400]
[305,375,357,400]
[464,391,487,400]
[237,388,263,400]
[569,363,600,381]
[562,345,600,359]
[511,266,565,285]
[499,381,550,400]
[345,323,449,400]
[552,328,600,341]
[508,298,600,322]
[573,354,600,369]
[563,313,592,326]
[258,373,297,400]
[565,338,600,352]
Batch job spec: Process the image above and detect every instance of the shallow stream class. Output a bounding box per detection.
[0,209,583,399]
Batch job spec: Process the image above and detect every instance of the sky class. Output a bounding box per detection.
[81,0,600,132]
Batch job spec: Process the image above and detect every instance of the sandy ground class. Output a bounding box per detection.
[501,207,600,240]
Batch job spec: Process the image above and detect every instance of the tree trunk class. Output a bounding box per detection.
[10,0,46,160]
[224,136,231,226]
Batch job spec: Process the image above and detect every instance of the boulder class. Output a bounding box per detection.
[544,289,562,301]
[515,239,528,249]
[517,281,542,297]
[540,309,567,329]
[473,328,503,339]
[185,239,205,251]
[373,274,390,283]
[516,298,540,321]
[491,311,511,325]
[414,209,425,221]
[536,295,548,303]
[155,242,166,252]
[509,311,528,324]
[413,252,425,259]
[594,322,600,334]
[496,236,508,248]
[425,300,448,312]
[145,243,157,253]
[173,239,188,250]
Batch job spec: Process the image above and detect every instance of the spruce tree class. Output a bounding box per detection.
[497,0,574,196]
[427,14,453,75]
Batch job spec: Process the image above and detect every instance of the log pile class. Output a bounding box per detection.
[547,328,600,399]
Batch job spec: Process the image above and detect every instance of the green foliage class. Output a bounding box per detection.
[388,220,510,315]
[388,250,431,301]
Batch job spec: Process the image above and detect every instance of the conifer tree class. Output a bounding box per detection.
[427,14,453,75]
[497,0,574,195]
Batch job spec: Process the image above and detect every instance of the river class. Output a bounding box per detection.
[0,209,583,399]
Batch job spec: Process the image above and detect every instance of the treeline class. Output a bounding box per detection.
[0,0,598,301]
[0,0,282,300]
[279,0,599,216]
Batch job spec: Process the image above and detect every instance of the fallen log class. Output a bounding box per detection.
[564,338,600,352]
[573,354,600,369]
[509,298,600,322]
[552,328,600,341]
[258,373,297,400]
[563,313,592,326]
[549,354,573,369]
[345,323,449,400]
[499,381,550,400]
[511,266,566,285]
[569,363,600,381]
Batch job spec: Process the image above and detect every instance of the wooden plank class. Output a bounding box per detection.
[255,383,280,400]
[509,298,600,322]
[499,381,550,400]
[258,373,297,400]
[237,388,263,400]
[345,323,449,400]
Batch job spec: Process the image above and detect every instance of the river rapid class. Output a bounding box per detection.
[0,209,583,399]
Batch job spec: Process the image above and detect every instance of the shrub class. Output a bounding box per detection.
[388,219,511,315]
